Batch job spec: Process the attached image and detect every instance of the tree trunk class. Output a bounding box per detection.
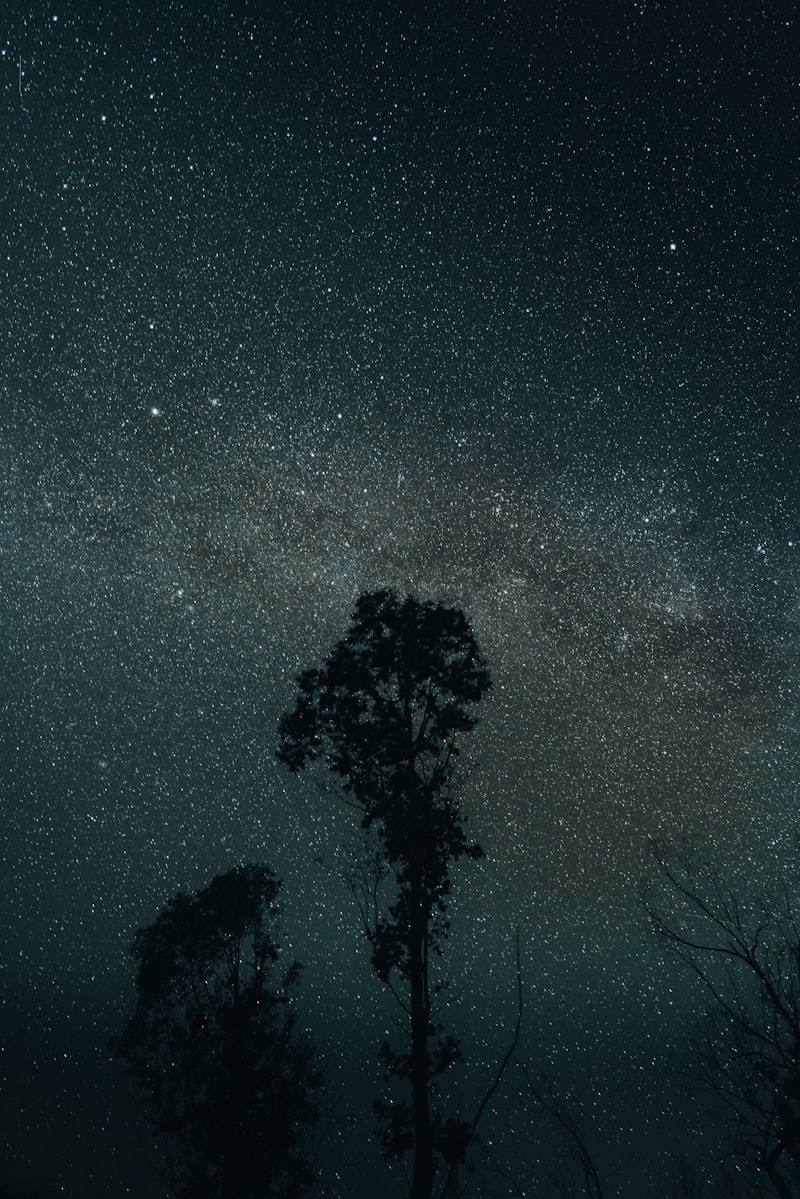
[409,864,433,1199]
[222,960,244,1199]
[762,1146,794,1199]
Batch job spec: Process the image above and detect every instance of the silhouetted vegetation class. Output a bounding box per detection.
[523,1070,604,1199]
[278,589,491,1199]
[643,844,800,1198]
[112,864,321,1199]
[105,592,800,1199]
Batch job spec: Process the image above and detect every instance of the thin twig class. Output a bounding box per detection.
[436,928,524,1199]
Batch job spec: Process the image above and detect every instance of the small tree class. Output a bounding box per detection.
[642,844,800,1199]
[112,864,321,1199]
[277,588,491,1199]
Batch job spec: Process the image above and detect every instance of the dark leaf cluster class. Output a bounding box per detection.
[112,865,320,1199]
[277,589,489,955]
[277,590,490,1196]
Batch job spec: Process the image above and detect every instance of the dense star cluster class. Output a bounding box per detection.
[1,2,797,1196]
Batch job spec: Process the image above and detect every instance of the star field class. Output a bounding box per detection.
[1,2,798,1196]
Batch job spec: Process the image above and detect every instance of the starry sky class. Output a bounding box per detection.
[1,1,798,1195]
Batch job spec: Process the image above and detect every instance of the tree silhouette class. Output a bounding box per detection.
[277,588,491,1199]
[112,864,321,1199]
[642,844,800,1199]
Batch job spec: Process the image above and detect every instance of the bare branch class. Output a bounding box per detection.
[436,930,524,1199]
[642,842,800,1197]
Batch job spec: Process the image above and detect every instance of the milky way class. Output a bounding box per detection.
[1,2,798,1196]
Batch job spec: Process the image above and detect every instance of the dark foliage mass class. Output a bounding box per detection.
[108,588,800,1199]
[112,864,320,1199]
[278,589,491,1199]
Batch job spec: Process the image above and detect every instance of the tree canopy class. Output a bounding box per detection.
[112,864,320,1199]
[278,588,491,1199]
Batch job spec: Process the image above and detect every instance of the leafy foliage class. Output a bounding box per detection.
[112,864,320,1199]
[278,589,491,1198]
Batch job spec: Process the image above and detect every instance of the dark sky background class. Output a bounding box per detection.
[1,0,798,1195]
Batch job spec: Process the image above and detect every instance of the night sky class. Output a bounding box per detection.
[1,1,798,1195]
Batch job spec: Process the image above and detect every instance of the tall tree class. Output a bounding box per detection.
[277,588,491,1199]
[112,864,321,1199]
